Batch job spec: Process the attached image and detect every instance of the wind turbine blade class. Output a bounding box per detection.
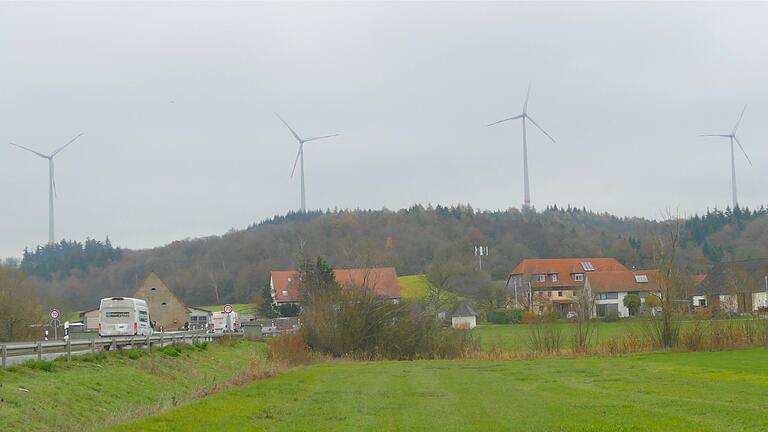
[52,132,84,156]
[699,134,731,138]
[290,144,302,178]
[732,105,747,134]
[275,113,303,142]
[523,83,531,114]
[10,142,49,159]
[487,114,524,127]
[526,114,556,142]
[52,165,58,198]
[303,133,339,142]
[734,136,753,166]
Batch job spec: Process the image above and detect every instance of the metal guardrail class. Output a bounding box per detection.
[0,331,243,368]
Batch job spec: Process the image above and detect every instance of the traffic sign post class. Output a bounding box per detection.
[50,309,61,339]
[224,304,233,332]
[50,319,61,340]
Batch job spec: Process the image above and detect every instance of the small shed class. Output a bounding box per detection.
[451,301,478,330]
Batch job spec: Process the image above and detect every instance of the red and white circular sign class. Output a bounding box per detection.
[50,309,60,320]
[223,304,233,314]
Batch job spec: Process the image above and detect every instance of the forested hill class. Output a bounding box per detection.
[27,204,768,310]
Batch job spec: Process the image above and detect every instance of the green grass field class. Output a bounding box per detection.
[0,340,264,431]
[474,320,646,351]
[398,274,460,304]
[109,348,768,431]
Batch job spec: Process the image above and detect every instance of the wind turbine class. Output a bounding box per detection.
[701,105,752,209]
[488,85,555,209]
[276,114,339,212]
[10,132,84,244]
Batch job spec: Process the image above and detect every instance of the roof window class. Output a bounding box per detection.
[635,275,649,283]
[580,262,595,271]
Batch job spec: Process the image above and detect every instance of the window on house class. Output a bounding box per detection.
[634,275,649,283]
[573,273,584,282]
[536,274,546,282]
[547,291,552,297]
[551,273,558,282]
[281,290,288,297]
[161,302,167,306]
[558,291,563,297]
[150,287,157,291]
[287,277,292,283]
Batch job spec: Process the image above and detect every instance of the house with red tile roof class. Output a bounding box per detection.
[508,258,660,317]
[509,258,627,315]
[270,267,402,306]
[585,269,660,318]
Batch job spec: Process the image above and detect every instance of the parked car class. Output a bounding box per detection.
[566,311,578,319]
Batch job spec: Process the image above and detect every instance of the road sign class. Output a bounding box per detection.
[50,309,60,320]
[223,304,233,314]
[50,319,61,328]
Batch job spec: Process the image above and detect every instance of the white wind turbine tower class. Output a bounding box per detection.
[488,85,555,209]
[276,114,339,212]
[10,132,84,244]
[701,105,752,209]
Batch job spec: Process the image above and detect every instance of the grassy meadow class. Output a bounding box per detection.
[0,340,265,431]
[109,348,768,431]
[474,320,646,351]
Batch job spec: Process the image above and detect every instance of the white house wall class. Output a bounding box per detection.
[593,292,647,318]
[752,292,768,311]
[452,316,476,329]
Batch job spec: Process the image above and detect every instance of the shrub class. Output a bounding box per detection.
[300,285,476,360]
[623,294,641,316]
[161,346,181,357]
[603,311,620,322]
[126,349,143,360]
[507,308,523,324]
[488,308,521,324]
[527,319,563,353]
[26,360,54,372]
[521,311,538,324]
[78,352,107,363]
[489,309,510,324]
[193,340,209,351]
[681,320,708,351]
[268,333,312,367]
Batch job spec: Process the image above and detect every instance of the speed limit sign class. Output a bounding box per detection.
[223,304,233,314]
[50,309,60,320]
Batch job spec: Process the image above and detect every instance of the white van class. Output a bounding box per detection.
[210,311,241,333]
[98,297,153,337]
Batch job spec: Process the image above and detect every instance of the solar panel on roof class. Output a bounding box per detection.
[581,262,595,271]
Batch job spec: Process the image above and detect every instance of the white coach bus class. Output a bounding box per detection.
[98,297,153,337]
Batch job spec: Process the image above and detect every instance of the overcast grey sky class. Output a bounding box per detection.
[1,1,767,258]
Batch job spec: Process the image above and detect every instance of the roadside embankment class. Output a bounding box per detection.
[0,339,266,432]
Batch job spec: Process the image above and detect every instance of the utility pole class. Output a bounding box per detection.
[474,246,488,271]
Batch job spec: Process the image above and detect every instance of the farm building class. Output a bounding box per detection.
[134,272,190,330]
[270,267,402,306]
[451,301,479,329]
[693,258,768,313]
